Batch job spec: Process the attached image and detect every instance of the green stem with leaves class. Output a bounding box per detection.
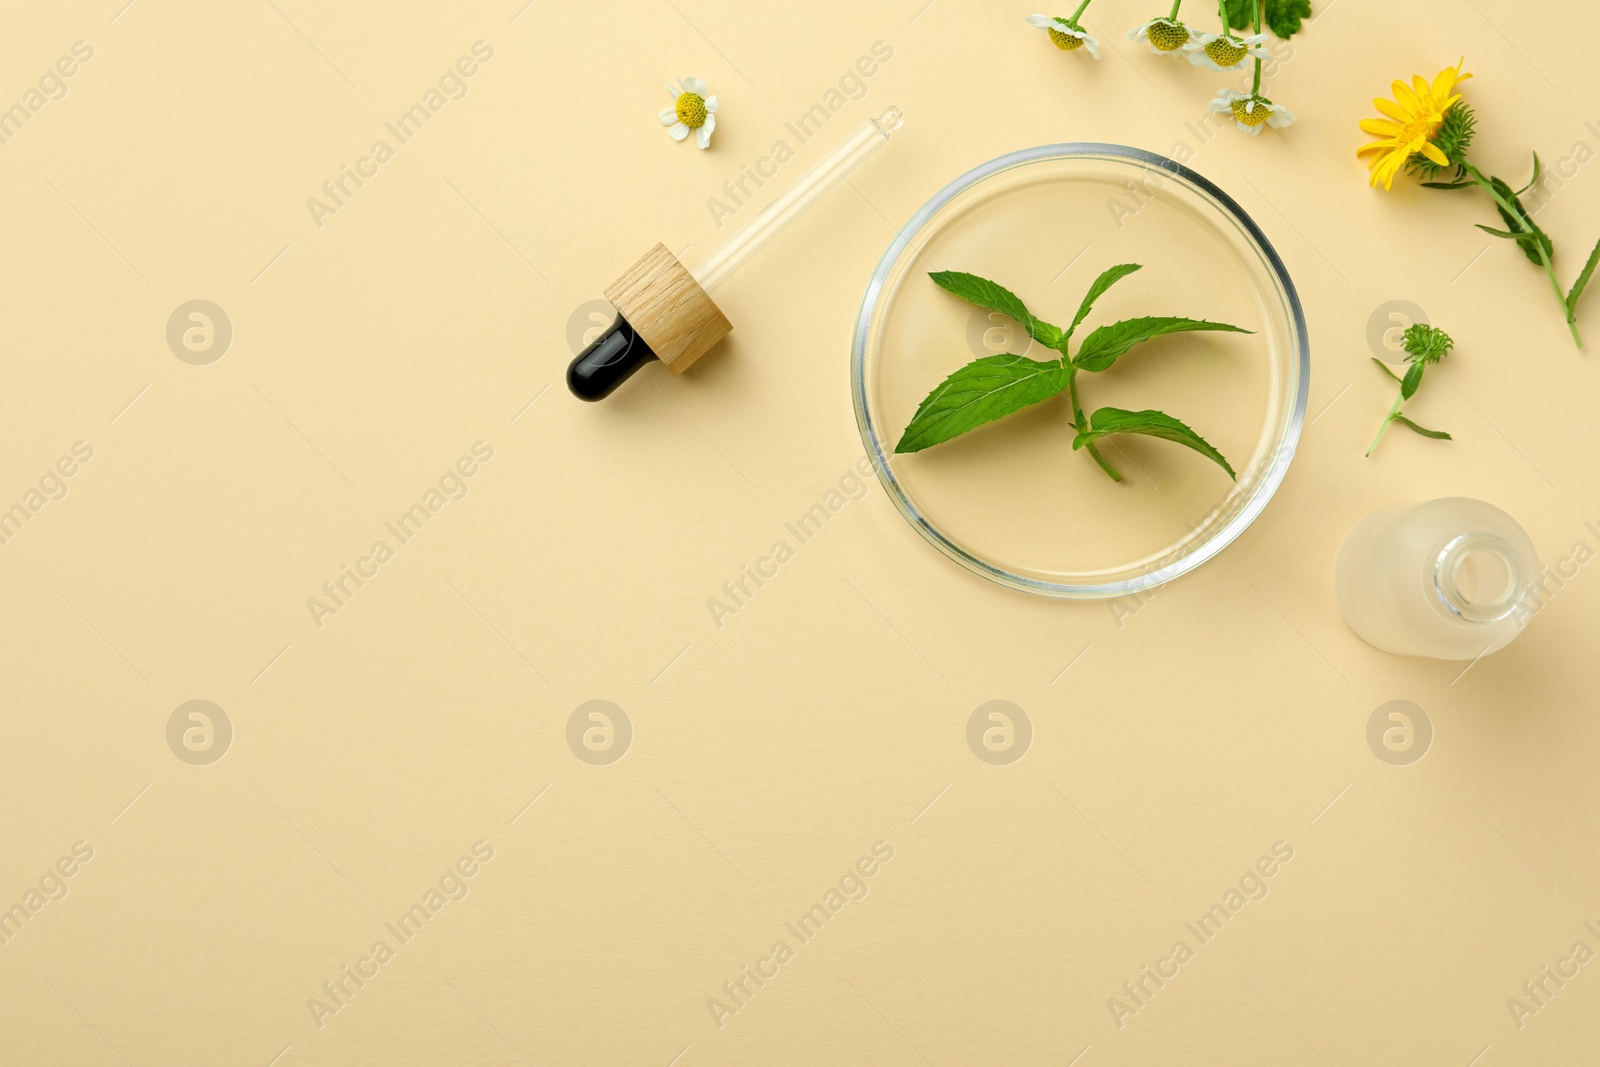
[1366,391,1404,457]
[1065,365,1123,481]
[1464,161,1582,349]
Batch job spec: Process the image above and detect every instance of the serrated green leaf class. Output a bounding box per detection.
[1476,224,1524,240]
[1072,407,1236,479]
[1567,235,1600,314]
[1392,415,1451,441]
[1372,358,1403,383]
[1264,0,1311,37]
[1400,360,1425,400]
[1489,175,1554,266]
[1072,316,1253,372]
[928,271,1062,349]
[1067,263,1141,342]
[894,354,1067,454]
[1422,179,1474,190]
[1222,0,1256,32]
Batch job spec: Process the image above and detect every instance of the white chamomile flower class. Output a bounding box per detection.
[659,76,718,149]
[1126,16,1191,54]
[1183,31,1268,72]
[1209,88,1296,136]
[1025,14,1101,60]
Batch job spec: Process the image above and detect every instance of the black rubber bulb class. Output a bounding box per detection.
[566,314,658,401]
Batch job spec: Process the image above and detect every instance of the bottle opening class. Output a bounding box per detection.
[1434,534,1524,623]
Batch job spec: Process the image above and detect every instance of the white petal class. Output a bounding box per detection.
[1239,122,1261,136]
[1209,98,1231,113]
[703,113,716,133]
[685,76,708,95]
[1242,33,1268,44]
[697,124,713,149]
[659,107,678,126]
[667,84,680,100]
[668,122,690,141]
[1267,106,1297,128]
[1126,20,1151,40]
[704,95,718,112]
[1025,14,1052,27]
[1082,36,1100,59]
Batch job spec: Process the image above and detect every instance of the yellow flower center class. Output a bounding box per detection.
[1231,97,1271,126]
[675,93,707,129]
[1400,111,1445,148]
[1147,19,1189,50]
[1205,36,1248,66]
[1047,25,1084,50]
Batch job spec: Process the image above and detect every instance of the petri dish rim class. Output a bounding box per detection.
[851,142,1311,600]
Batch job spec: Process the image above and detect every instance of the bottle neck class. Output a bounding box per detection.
[1431,533,1526,624]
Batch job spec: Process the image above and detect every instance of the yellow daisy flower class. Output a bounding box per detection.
[1356,61,1471,190]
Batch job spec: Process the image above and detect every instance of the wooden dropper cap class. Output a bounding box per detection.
[566,243,732,401]
[604,243,732,375]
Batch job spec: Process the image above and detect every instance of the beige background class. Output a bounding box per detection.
[2,0,1599,1064]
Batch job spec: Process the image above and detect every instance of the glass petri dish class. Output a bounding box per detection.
[852,144,1309,599]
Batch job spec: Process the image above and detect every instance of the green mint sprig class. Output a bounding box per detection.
[893,265,1251,482]
[1366,323,1455,457]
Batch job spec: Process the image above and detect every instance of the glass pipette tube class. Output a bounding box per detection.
[692,106,904,292]
[567,106,904,401]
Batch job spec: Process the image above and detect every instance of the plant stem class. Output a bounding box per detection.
[1251,57,1261,94]
[1065,365,1123,481]
[1168,0,1182,18]
[1085,440,1123,480]
[1071,0,1092,23]
[1366,392,1402,457]
[1464,161,1584,349]
[1218,0,1227,33]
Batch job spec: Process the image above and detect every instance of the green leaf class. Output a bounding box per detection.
[1371,358,1403,383]
[1422,179,1474,190]
[1073,407,1236,479]
[1489,175,1554,266]
[1264,0,1311,38]
[1072,316,1253,372]
[1400,360,1425,400]
[928,271,1062,349]
[1392,414,1452,441]
[1475,224,1524,240]
[1222,0,1256,32]
[1067,263,1141,342]
[1567,235,1600,315]
[894,354,1067,454]
[1515,152,1542,196]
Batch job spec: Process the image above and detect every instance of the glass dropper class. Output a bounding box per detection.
[692,106,904,292]
[568,106,904,401]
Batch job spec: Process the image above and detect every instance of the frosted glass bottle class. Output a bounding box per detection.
[1335,498,1539,660]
